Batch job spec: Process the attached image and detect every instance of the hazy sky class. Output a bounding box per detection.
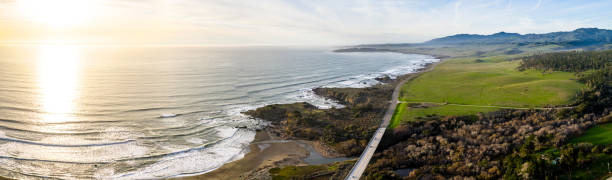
[1,0,611,46]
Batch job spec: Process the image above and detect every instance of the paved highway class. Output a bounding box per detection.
[344,62,431,179]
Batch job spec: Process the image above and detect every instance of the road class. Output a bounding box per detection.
[344,61,439,180]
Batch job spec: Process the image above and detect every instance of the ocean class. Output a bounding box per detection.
[0,45,437,179]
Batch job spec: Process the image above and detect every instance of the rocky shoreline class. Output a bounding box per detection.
[244,64,433,156]
[244,64,434,179]
[180,60,435,179]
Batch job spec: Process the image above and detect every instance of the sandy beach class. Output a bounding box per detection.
[177,130,312,180]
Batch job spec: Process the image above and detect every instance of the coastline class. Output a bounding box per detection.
[176,130,310,180]
[0,51,440,180]
[179,129,354,180]
[179,52,443,180]
[334,47,450,60]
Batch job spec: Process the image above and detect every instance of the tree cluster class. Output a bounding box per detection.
[364,108,611,180]
[572,66,612,115]
[503,136,612,180]
[518,50,612,72]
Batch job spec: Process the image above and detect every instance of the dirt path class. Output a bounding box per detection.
[398,101,575,110]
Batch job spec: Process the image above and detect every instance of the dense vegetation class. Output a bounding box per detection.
[499,50,612,179]
[366,108,609,179]
[503,136,612,180]
[518,50,612,72]
[573,66,612,115]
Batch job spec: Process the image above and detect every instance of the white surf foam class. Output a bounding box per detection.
[160,113,178,118]
[291,88,344,109]
[290,54,439,110]
[325,55,439,88]
[111,53,439,179]
[107,128,255,179]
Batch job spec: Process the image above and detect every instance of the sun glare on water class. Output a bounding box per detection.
[17,0,97,28]
[37,45,81,123]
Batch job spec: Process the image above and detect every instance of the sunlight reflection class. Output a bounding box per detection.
[37,45,80,123]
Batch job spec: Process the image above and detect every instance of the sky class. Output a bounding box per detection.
[0,0,611,46]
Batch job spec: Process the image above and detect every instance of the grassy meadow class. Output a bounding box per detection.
[389,103,499,128]
[268,161,354,180]
[390,54,585,127]
[570,123,612,145]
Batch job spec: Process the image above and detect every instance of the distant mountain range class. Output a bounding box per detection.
[425,28,612,45]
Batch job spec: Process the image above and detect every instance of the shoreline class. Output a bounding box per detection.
[333,47,450,60]
[179,52,443,179]
[176,129,347,180]
[176,130,310,180]
[0,51,441,180]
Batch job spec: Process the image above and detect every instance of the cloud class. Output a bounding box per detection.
[0,0,611,45]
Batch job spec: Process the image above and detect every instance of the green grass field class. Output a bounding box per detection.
[389,103,499,128]
[563,122,612,179]
[400,59,583,107]
[388,103,408,128]
[268,161,354,180]
[570,123,612,145]
[390,55,584,128]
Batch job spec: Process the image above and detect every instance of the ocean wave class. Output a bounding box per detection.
[0,139,150,164]
[172,54,439,179]
[0,136,135,148]
[0,52,439,179]
[121,107,177,113]
[291,88,344,109]
[106,128,256,179]
[0,124,122,136]
[159,113,179,118]
[324,56,439,88]
[287,55,438,108]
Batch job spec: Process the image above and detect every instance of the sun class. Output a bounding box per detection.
[17,0,97,28]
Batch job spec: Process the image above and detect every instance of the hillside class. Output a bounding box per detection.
[336,28,612,56]
[425,28,612,45]
[426,28,612,45]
